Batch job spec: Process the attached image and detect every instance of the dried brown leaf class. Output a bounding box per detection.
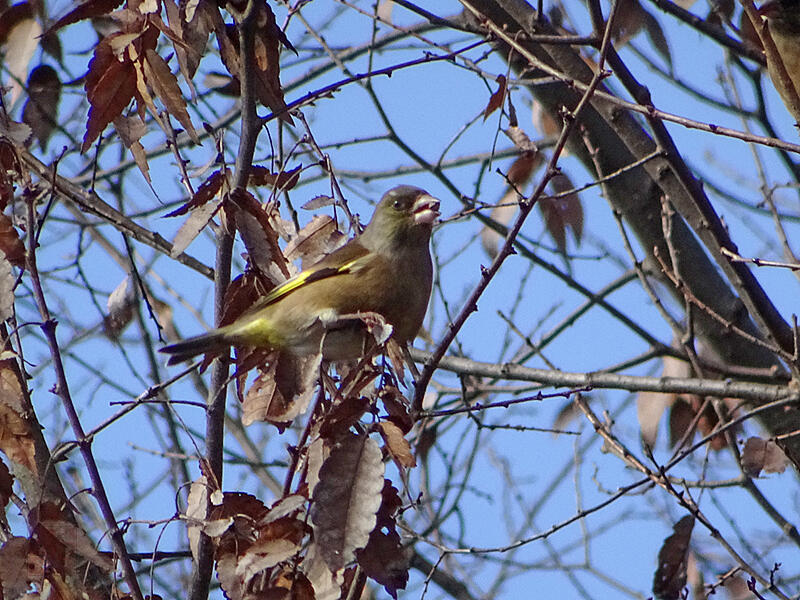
[48,0,124,32]
[356,527,407,599]
[483,74,506,120]
[242,352,320,427]
[741,436,789,477]
[540,173,583,252]
[0,215,25,269]
[143,48,199,142]
[103,276,134,339]
[0,456,12,508]
[1,8,41,108]
[249,165,301,190]
[0,537,34,599]
[38,519,114,570]
[301,194,335,210]
[165,169,226,218]
[377,421,415,468]
[236,538,299,585]
[652,515,694,600]
[228,189,291,280]
[0,358,36,475]
[113,114,150,182]
[284,215,344,268]
[379,386,412,434]
[310,433,384,571]
[82,33,143,152]
[319,396,370,440]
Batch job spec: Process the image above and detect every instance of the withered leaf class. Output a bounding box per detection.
[0,5,41,108]
[356,527,407,599]
[0,457,12,508]
[21,65,61,151]
[284,215,343,268]
[301,194,335,210]
[377,421,415,468]
[540,173,583,253]
[319,396,370,440]
[741,436,789,477]
[228,188,291,280]
[236,538,299,585]
[637,356,687,447]
[0,537,34,599]
[103,276,134,339]
[82,33,142,152]
[379,386,412,434]
[48,0,125,32]
[481,188,517,259]
[242,351,320,427]
[249,165,301,190]
[165,169,226,218]
[652,515,694,600]
[483,74,507,120]
[38,519,113,570]
[310,433,384,571]
[0,216,25,269]
[113,115,150,183]
[0,358,36,475]
[142,48,199,143]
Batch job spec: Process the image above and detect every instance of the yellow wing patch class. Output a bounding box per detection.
[260,257,363,306]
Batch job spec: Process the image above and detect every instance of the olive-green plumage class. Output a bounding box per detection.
[760,0,800,122]
[160,186,440,365]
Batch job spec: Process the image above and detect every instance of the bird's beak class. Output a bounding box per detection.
[413,194,440,225]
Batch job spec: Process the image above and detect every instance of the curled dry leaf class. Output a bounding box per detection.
[0,250,14,321]
[249,165,301,190]
[113,115,150,183]
[228,189,291,281]
[242,351,321,427]
[37,519,113,570]
[1,5,42,109]
[103,276,135,339]
[0,457,12,508]
[0,216,25,269]
[652,515,694,600]
[539,173,583,253]
[377,420,416,468]
[186,476,209,562]
[741,436,789,477]
[379,386,412,434]
[319,396,370,441]
[310,433,385,571]
[284,215,345,268]
[47,0,125,32]
[142,48,199,143]
[483,74,507,120]
[355,479,406,598]
[304,541,343,600]
[301,194,335,210]
[82,26,159,152]
[0,356,37,475]
[0,537,34,599]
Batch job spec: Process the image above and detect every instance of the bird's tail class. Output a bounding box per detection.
[160,330,230,366]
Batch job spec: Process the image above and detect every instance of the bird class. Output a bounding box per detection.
[759,0,800,123]
[160,185,440,366]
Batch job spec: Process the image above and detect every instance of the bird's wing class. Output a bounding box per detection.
[258,240,371,306]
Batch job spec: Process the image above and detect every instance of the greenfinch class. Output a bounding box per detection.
[160,185,440,365]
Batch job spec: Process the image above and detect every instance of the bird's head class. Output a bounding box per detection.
[361,186,440,253]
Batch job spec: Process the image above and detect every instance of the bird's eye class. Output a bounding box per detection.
[392,199,404,210]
